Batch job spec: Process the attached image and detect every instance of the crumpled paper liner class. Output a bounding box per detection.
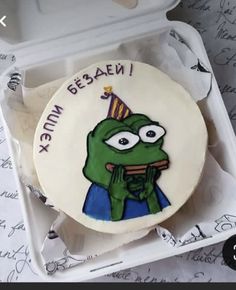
[41,212,151,274]
[0,27,227,275]
[156,151,236,247]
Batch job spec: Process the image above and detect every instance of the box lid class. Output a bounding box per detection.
[0,0,179,67]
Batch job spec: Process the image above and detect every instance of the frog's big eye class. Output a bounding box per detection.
[139,125,165,143]
[105,131,140,150]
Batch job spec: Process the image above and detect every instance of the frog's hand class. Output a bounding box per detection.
[109,165,130,200]
[139,166,159,200]
[109,165,130,221]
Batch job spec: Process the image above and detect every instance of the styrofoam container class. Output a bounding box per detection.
[1,0,236,282]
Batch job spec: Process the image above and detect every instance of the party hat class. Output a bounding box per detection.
[101,86,132,120]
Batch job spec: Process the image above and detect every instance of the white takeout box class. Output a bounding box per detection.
[1,0,236,282]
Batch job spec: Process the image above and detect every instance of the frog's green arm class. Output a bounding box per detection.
[110,194,139,221]
[110,196,125,221]
[109,166,138,221]
[139,166,161,214]
[127,193,139,200]
[147,193,161,214]
[139,166,159,199]
[139,186,161,214]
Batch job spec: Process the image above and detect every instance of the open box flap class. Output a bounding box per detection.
[0,0,180,66]
[1,0,180,44]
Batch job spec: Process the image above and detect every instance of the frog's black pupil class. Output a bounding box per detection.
[119,138,129,145]
[146,130,156,138]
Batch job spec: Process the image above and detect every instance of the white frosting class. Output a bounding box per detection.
[33,60,208,234]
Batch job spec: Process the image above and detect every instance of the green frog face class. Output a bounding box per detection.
[83,114,169,191]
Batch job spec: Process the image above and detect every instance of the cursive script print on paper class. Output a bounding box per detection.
[169,0,236,131]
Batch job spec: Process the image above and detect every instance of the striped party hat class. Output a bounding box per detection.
[101,86,132,120]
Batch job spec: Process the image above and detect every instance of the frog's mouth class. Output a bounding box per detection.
[106,160,169,175]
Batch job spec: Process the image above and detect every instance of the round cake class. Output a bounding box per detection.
[33,60,208,234]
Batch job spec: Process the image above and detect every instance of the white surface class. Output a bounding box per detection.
[1,0,236,283]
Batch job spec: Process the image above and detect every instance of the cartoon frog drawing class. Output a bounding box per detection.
[82,87,171,221]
